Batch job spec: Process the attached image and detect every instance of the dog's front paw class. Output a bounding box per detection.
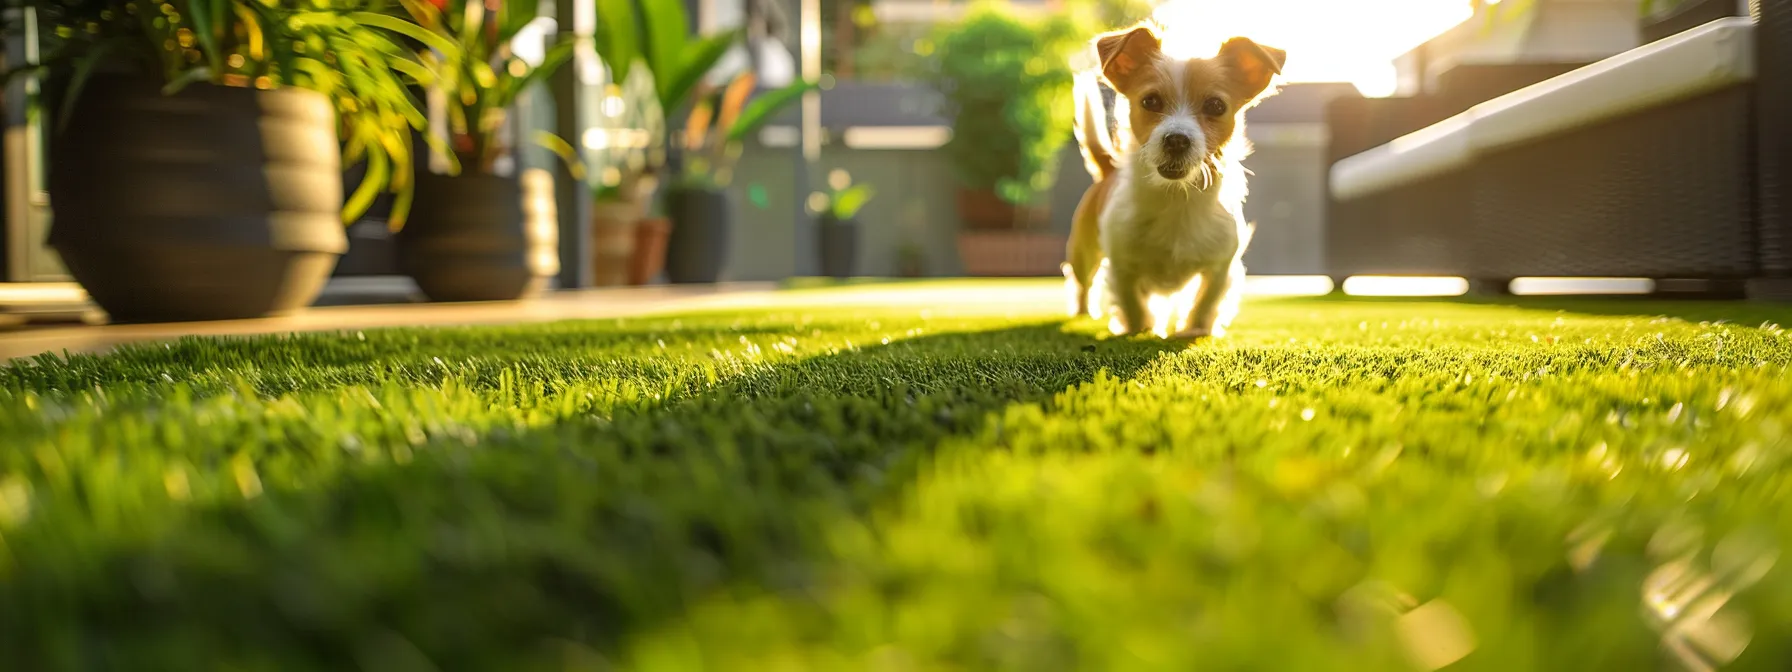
[1170,327,1215,341]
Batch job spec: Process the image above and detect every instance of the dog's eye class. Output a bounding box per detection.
[1202,97,1228,117]
[1140,93,1164,113]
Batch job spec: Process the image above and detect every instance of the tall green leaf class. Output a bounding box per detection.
[726,78,815,142]
[349,12,463,57]
[185,0,228,76]
[659,30,739,114]
[592,0,639,80]
[638,0,691,108]
[501,38,577,106]
[495,0,541,46]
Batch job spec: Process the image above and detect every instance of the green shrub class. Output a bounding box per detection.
[925,6,1080,205]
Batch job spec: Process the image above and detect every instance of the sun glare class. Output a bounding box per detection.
[1150,0,1474,97]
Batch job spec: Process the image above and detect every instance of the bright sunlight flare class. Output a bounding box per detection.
[1151,0,1475,96]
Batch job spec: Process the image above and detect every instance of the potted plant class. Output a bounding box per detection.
[663,71,812,283]
[897,241,927,278]
[586,0,666,286]
[365,0,579,303]
[16,0,425,322]
[926,6,1079,276]
[632,201,674,285]
[611,0,811,284]
[812,169,875,280]
[587,60,665,285]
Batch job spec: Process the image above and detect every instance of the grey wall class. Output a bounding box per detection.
[1240,145,1328,275]
[722,142,1085,281]
[719,138,1325,281]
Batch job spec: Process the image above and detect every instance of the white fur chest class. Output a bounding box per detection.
[1098,165,1245,293]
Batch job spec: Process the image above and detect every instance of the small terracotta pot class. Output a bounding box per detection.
[591,200,642,287]
[631,217,672,285]
[955,188,1047,231]
[956,230,1068,277]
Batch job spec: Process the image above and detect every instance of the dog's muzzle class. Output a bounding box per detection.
[1157,133,1195,179]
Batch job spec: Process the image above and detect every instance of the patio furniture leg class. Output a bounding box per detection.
[1468,278,1513,296]
[1753,0,1792,299]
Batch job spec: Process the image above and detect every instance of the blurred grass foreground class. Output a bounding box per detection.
[6,282,1792,669]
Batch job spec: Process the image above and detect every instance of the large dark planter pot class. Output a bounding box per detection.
[1641,0,1743,43]
[664,187,731,284]
[817,215,860,279]
[46,76,345,322]
[396,170,560,302]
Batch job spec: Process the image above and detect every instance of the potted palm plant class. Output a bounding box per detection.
[926,6,1079,276]
[17,0,425,322]
[812,170,876,280]
[587,63,665,286]
[614,0,811,284]
[664,70,814,283]
[364,0,579,303]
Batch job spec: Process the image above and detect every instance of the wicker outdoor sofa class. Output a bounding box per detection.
[1325,1,1792,298]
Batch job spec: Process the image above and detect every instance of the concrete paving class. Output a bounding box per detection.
[0,284,781,362]
[0,277,1339,362]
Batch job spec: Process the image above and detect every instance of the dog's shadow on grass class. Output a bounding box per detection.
[7,321,1184,668]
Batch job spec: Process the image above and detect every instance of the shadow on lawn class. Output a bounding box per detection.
[3,321,1183,668]
[1471,296,1792,326]
[1317,293,1792,327]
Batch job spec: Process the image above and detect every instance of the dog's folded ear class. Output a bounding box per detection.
[1096,25,1162,89]
[1219,37,1287,98]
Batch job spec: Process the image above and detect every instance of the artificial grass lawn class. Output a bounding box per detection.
[5,286,1792,669]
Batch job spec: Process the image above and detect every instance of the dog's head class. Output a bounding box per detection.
[1095,24,1285,186]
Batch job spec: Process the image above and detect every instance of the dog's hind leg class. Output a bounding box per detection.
[1065,182,1110,318]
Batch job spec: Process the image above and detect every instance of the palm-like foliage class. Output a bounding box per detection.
[591,0,812,191]
[676,69,814,188]
[361,0,577,176]
[15,0,429,227]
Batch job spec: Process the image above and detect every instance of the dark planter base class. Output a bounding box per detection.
[398,170,560,303]
[665,188,731,284]
[46,76,346,322]
[1748,278,1792,302]
[817,216,861,279]
[59,243,339,322]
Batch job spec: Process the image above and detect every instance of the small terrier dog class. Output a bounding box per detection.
[1064,23,1284,340]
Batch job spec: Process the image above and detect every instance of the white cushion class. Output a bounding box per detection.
[1331,17,1755,201]
[1330,114,1473,201]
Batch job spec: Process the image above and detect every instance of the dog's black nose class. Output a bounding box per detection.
[1164,133,1192,154]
